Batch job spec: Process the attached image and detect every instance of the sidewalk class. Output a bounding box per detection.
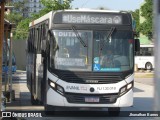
[134,71,154,78]
[5,80,43,111]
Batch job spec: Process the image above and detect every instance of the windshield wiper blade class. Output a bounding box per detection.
[71,25,87,47]
[100,27,116,51]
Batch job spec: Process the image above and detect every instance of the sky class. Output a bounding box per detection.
[71,0,145,11]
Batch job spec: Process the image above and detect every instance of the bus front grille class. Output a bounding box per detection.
[62,75,122,84]
[65,93,118,104]
[52,70,123,84]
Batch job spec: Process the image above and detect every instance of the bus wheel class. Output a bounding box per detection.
[108,107,120,116]
[31,94,39,105]
[145,62,152,70]
[45,105,55,116]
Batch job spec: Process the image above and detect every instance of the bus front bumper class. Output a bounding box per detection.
[46,88,133,108]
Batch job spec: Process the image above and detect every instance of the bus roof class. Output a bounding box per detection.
[62,9,125,13]
[29,11,53,27]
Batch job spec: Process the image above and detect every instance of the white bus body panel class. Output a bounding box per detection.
[135,56,154,69]
[47,71,134,107]
[135,44,154,69]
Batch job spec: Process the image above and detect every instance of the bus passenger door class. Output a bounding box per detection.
[35,54,42,100]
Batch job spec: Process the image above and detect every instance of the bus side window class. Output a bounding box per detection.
[147,47,152,56]
[35,27,38,53]
[38,25,42,53]
[32,28,35,53]
[30,29,33,53]
[28,30,31,52]
[41,24,46,50]
[42,24,46,41]
[37,26,40,53]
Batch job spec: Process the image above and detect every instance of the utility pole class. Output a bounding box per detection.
[0,0,5,111]
[9,27,13,102]
[154,0,160,114]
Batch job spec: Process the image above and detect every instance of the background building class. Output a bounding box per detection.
[11,0,44,17]
[25,0,44,17]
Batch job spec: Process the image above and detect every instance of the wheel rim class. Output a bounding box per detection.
[146,63,152,70]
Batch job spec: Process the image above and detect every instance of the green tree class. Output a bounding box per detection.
[5,0,29,40]
[14,0,73,40]
[140,0,153,39]
[131,9,140,37]
[14,18,31,40]
[5,12,23,26]
[5,0,27,25]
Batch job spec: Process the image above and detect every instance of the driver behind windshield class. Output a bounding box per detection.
[100,47,120,68]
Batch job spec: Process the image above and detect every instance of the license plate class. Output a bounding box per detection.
[85,97,99,103]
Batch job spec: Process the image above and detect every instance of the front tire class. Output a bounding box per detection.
[145,62,152,70]
[45,105,55,116]
[31,94,39,105]
[108,107,120,116]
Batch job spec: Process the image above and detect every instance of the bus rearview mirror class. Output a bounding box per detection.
[135,39,140,52]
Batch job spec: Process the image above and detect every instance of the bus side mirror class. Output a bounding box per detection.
[135,39,140,52]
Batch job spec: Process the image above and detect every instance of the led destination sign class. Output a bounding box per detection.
[62,13,122,24]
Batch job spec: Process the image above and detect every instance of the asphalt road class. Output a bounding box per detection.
[135,78,154,86]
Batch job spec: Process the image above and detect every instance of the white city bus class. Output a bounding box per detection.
[26,10,139,115]
[135,44,154,70]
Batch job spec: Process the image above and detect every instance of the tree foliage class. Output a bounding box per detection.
[5,0,30,40]
[140,0,153,39]
[7,0,73,40]
[5,0,27,26]
[5,12,23,26]
[14,18,31,40]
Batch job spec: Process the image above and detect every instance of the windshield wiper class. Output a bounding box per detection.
[71,25,87,47]
[100,27,116,51]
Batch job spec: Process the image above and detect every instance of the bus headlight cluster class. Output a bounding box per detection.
[48,79,64,95]
[119,81,134,96]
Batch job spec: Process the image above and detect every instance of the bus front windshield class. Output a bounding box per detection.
[50,30,92,71]
[93,30,133,72]
[50,30,133,72]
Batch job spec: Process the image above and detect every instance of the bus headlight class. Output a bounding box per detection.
[50,81,56,88]
[49,80,56,89]
[119,81,134,96]
[48,79,64,95]
[127,82,133,90]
